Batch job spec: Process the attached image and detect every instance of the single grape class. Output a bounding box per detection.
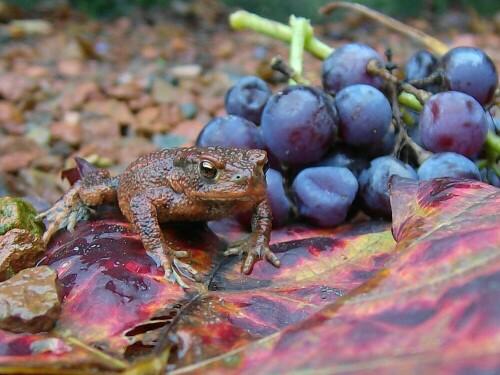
[292,166,358,227]
[407,126,423,149]
[321,43,384,94]
[480,168,500,188]
[237,168,291,228]
[313,147,369,178]
[261,85,337,165]
[196,115,263,149]
[363,125,396,158]
[417,152,481,180]
[358,156,417,218]
[484,113,499,134]
[335,84,392,146]
[224,76,272,124]
[419,91,488,157]
[493,117,500,134]
[405,50,439,92]
[441,46,499,105]
[266,169,292,227]
[405,110,424,147]
[406,50,438,80]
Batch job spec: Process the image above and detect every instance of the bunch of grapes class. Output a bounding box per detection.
[196,42,499,227]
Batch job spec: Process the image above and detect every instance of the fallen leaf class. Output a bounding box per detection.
[184,177,500,374]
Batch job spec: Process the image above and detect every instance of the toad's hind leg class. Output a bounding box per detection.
[37,169,118,244]
[126,194,200,288]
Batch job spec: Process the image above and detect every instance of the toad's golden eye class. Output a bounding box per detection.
[199,160,218,180]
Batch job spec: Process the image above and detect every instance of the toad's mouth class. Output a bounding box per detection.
[198,195,255,201]
[190,190,264,201]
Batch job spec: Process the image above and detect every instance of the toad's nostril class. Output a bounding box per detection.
[233,174,246,184]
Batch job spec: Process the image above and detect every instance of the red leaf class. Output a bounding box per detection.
[186,177,500,374]
[2,177,498,374]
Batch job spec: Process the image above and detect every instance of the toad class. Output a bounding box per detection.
[37,146,280,287]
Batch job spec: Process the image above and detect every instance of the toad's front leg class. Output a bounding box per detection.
[224,198,281,273]
[37,169,118,243]
[126,194,200,288]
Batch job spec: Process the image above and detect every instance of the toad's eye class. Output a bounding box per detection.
[199,160,218,180]
[263,160,270,174]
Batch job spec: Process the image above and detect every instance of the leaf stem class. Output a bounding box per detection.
[65,336,128,370]
[229,10,333,60]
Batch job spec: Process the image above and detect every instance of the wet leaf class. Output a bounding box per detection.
[183,177,500,374]
[2,177,499,372]
[0,189,394,372]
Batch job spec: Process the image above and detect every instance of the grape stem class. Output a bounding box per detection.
[388,81,432,164]
[481,131,500,177]
[320,2,450,56]
[288,16,310,85]
[366,59,432,104]
[400,107,417,125]
[485,131,500,155]
[229,10,333,60]
[398,92,424,112]
[270,55,309,84]
[407,69,444,89]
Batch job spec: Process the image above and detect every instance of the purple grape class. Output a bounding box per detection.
[321,43,384,94]
[419,91,488,157]
[265,168,292,227]
[441,46,499,105]
[481,168,500,187]
[494,117,500,134]
[405,50,439,92]
[363,125,396,158]
[224,76,272,124]
[292,166,358,227]
[417,152,481,180]
[196,115,263,149]
[484,113,498,133]
[406,50,438,80]
[358,156,417,218]
[314,147,369,178]
[237,168,291,228]
[261,85,337,165]
[335,84,392,146]
[406,110,424,147]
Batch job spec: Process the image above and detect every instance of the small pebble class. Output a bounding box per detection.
[180,102,198,120]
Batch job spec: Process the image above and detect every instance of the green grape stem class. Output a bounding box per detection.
[398,92,424,112]
[476,159,488,170]
[400,107,417,126]
[270,55,309,84]
[288,16,310,84]
[485,130,500,154]
[229,10,333,60]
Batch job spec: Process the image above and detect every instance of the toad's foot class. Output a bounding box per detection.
[36,186,91,244]
[224,235,280,274]
[153,249,201,289]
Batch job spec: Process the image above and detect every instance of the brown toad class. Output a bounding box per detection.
[38,146,280,287]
